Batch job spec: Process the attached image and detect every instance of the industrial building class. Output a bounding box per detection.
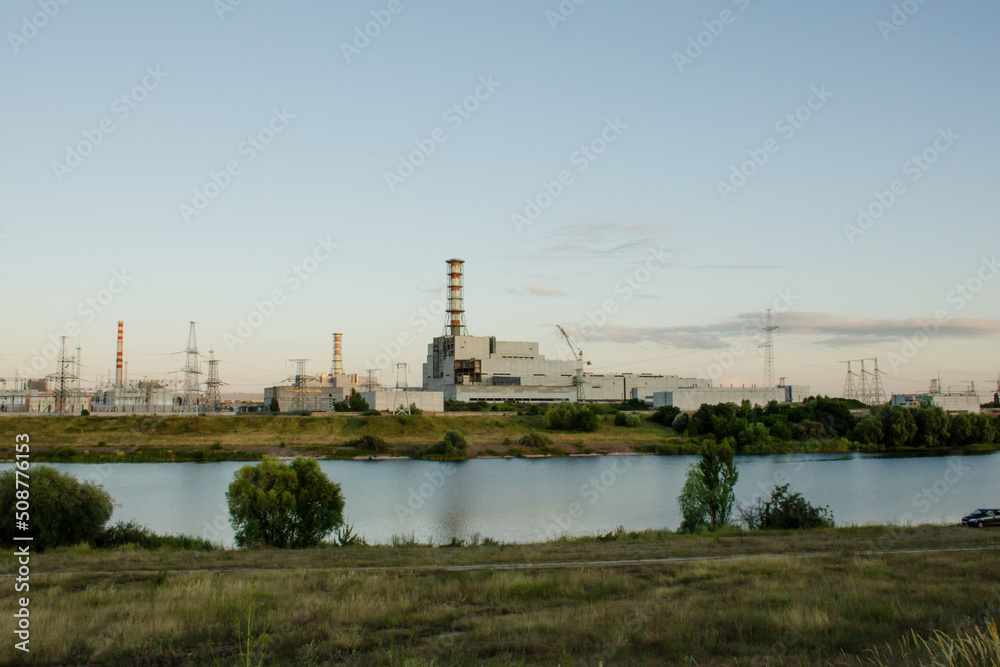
[653,383,811,411]
[422,259,750,405]
[891,380,982,413]
[263,333,445,413]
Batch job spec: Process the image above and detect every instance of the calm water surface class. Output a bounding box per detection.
[37,452,1000,547]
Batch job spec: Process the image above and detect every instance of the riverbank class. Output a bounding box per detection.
[1,525,997,665]
[1,414,996,462]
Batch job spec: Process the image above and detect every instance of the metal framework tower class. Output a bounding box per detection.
[857,359,869,405]
[758,308,779,388]
[868,358,886,405]
[362,368,380,392]
[288,359,309,412]
[841,360,857,400]
[52,336,77,415]
[180,321,201,415]
[204,349,223,413]
[392,363,410,415]
[444,258,468,336]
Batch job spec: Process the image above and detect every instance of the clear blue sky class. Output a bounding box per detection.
[2,0,999,397]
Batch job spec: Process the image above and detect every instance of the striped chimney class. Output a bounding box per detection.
[333,333,343,375]
[115,320,124,388]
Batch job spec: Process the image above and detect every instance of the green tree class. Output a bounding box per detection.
[545,404,599,432]
[650,405,681,427]
[419,429,469,460]
[677,438,739,532]
[0,465,113,551]
[875,405,917,448]
[948,412,972,446]
[227,457,345,548]
[852,415,883,446]
[915,406,950,448]
[268,397,279,413]
[347,388,369,412]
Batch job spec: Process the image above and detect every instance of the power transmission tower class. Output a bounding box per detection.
[841,360,857,400]
[858,359,870,406]
[392,363,410,415]
[868,358,886,405]
[362,368,380,392]
[180,322,201,415]
[204,349,223,413]
[288,359,309,412]
[758,308,779,387]
[52,336,77,415]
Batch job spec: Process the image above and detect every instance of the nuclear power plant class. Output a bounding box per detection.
[37,257,1000,416]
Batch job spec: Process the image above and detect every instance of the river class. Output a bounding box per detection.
[32,452,1000,547]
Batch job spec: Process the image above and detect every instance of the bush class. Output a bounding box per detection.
[349,435,389,454]
[0,465,113,551]
[739,484,834,530]
[227,457,345,548]
[93,520,216,551]
[650,405,681,426]
[545,404,599,432]
[518,432,553,449]
[418,429,469,460]
[348,388,369,412]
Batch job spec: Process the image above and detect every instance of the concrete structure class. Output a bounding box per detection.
[891,387,981,413]
[653,383,811,411]
[264,377,348,413]
[91,380,176,413]
[361,390,444,413]
[422,334,711,403]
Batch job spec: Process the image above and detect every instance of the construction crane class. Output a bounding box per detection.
[557,325,591,403]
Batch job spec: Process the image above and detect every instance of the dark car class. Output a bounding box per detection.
[961,509,1000,527]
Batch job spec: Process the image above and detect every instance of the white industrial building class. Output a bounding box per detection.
[653,383,811,411]
[891,380,981,413]
[361,390,444,413]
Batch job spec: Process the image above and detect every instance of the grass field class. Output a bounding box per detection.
[2,413,975,462]
[1,525,998,665]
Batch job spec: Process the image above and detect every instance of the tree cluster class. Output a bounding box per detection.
[671,397,997,451]
[545,404,599,432]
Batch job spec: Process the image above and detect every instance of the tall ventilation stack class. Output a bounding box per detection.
[115,320,124,388]
[333,333,344,376]
[445,258,468,336]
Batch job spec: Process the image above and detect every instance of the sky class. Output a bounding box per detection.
[2,0,999,398]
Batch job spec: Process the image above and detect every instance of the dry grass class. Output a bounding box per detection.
[1,527,998,665]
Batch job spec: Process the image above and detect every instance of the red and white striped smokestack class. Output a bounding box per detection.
[115,320,124,388]
[446,258,466,336]
[333,333,343,375]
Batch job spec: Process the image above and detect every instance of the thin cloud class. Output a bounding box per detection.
[580,312,1000,349]
[525,283,566,297]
